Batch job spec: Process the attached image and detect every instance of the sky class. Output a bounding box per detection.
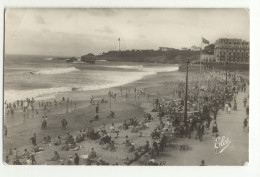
[5,8,249,56]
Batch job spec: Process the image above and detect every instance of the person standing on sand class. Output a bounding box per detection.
[225,103,229,114]
[233,100,237,111]
[200,160,206,166]
[74,153,79,165]
[31,154,36,165]
[4,124,7,137]
[36,110,39,118]
[212,121,218,137]
[125,91,128,101]
[61,118,68,130]
[31,133,37,146]
[243,97,247,108]
[228,105,231,114]
[66,104,69,114]
[96,103,99,113]
[68,156,74,165]
[114,93,116,102]
[41,116,48,129]
[243,117,249,133]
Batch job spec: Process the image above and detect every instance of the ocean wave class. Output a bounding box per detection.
[45,57,53,60]
[142,66,179,73]
[80,71,154,92]
[33,67,80,75]
[73,61,85,64]
[4,87,72,102]
[113,65,144,70]
[5,70,154,102]
[104,64,178,73]
[5,64,179,102]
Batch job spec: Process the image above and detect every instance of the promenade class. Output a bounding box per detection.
[154,84,249,166]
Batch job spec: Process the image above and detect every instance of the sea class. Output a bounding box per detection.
[4,54,179,102]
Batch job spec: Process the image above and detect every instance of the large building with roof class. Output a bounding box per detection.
[214,38,249,63]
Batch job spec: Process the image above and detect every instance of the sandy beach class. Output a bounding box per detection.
[4,68,188,165]
[3,62,250,166]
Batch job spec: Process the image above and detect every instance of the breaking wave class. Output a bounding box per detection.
[33,67,80,75]
[4,87,72,102]
[104,64,178,73]
[80,71,154,91]
[113,65,144,70]
[5,58,179,102]
[45,57,53,60]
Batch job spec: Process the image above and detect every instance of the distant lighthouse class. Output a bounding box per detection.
[118,38,121,51]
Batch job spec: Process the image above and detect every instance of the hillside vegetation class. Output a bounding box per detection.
[97,49,200,64]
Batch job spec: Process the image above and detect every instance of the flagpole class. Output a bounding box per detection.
[118,38,121,51]
[198,37,203,111]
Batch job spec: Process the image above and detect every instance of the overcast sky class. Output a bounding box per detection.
[5,8,249,56]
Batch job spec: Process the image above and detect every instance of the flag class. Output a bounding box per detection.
[202,37,209,44]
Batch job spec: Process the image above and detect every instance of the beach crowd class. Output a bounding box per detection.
[3,69,249,166]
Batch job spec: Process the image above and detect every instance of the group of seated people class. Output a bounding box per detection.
[124,139,167,166]
[123,140,151,165]
[49,151,60,161]
[99,133,111,145]
[107,111,115,119]
[75,130,87,143]
[54,136,62,146]
[144,113,153,121]
[60,133,80,151]
[136,141,150,153]
[151,129,161,139]
[82,148,109,165]
[100,98,108,104]
[87,129,101,140]
[33,144,44,153]
[102,140,116,151]
[123,135,134,152]
[84,148,100,165]
[121,116,151,133]
[5,147,37,165]
[43,136,52,144]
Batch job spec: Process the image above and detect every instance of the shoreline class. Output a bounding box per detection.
[4,62,179,103]
[3,69,185,158]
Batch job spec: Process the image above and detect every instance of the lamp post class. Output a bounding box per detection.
[109,91,112,112]
[224,53,229,105]
[225,55,228,86]
[184,60,190,123]
[234,58,237,84]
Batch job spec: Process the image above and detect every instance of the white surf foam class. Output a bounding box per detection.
[5,64,179,102]
[34,67,79,75]
[142,66,179,73]
[113,65,144,70]
[45,57,53,61]
[104,64,178,73]
[80,71,154,92]
[4,87,72,102]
